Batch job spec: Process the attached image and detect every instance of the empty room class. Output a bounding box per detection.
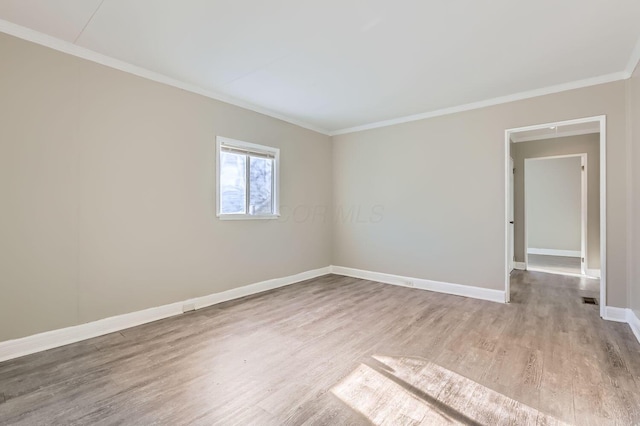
[1,1,640,425]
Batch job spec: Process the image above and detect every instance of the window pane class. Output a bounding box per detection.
[220,151,246,214]
[249,156,273,215]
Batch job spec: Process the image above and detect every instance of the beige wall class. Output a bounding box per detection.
[2,32,638,345]
[630,65,640,318]
[333,81,628,307]
[512,134,600,268]
[0,33,333,342]
[525,156,582,253]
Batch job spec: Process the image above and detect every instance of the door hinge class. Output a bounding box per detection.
[581,257,585,262]
[581,165,585,171]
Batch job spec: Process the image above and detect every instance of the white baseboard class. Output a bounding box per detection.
[627,309,640,345]
[330,266,505,304]
[2,266,633,364]
[514,262,526,270]
[189,267,331,310]
[601,307,640,345]
[0,266,331,363]
[586,269,601,278]
[527,248,581,257]
[604,306,628,323]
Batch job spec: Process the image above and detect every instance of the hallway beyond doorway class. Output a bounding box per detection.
[527,253,582,276]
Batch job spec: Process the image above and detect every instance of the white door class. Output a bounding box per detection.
[508,157,515,273]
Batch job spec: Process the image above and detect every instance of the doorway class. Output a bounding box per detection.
[504,116,606,318]
[524,154,587,277]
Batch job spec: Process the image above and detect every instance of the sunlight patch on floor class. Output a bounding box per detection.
[331,355,568,425]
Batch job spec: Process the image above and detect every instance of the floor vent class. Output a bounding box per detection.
[582,297,598,305]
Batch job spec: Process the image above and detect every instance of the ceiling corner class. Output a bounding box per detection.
[626,35,640,76]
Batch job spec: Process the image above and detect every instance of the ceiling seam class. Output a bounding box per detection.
[221,52,292,87]
[73,0,106,44]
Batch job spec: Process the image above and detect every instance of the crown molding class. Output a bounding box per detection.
[1,18,637,138]
[0,19,332,136]
[626,35,640,76]
[510,127,599,143]
[330,71,628,136]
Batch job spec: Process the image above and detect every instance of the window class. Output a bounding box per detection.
[216,136,279,219]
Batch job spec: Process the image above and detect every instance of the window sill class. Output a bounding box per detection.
[217,214,280,221]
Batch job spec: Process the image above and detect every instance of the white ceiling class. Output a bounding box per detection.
[1,0,639,134]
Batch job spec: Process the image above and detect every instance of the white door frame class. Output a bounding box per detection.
[508,157,515,273]
[523,153,588,276]
[504,115,606,318]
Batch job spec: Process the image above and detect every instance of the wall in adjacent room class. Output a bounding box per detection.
[512,134,600,268]
[525,156,582,254]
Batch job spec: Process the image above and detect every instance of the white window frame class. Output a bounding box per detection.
[216,136,280,220]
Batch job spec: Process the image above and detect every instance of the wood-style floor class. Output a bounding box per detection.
[0,271,639,425]
[527,254,583,276]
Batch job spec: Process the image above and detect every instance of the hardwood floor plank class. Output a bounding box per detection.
[0,271,638,425]
[539,348,575,423]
